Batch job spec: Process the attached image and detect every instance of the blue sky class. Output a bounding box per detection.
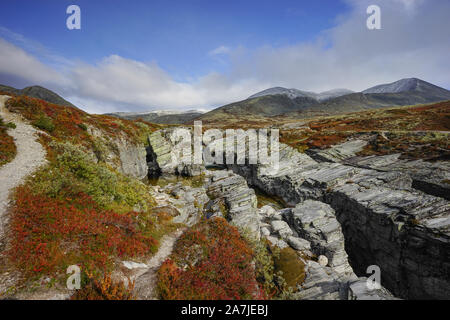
[0,0,449,113]
[0,0,347,79]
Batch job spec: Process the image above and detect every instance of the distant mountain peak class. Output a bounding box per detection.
[248,87,316,100]
[362,78,439,94]
[0,84,76,108]
[248,86,353,101]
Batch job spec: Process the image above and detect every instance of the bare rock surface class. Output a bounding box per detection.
[308,139,368,162]
[147,129,204,177]
[224,139,450,299]
[205,170,260,237]
[144,129,450,299]
[347,153,450,200]
[285,200,355,279]
[86,124,148,180]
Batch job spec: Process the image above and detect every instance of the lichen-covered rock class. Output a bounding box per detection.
[308,139,368,163]
[149,182,209,226]
[205,170,260,237]
[347,153,450,200]
[293,260,346,300]
[87,125,148,179]
[285,200,355,279]
[348,278,399,300]
[147,129,204,177]
[226,140,450,299]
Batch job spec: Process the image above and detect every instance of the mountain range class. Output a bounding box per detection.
[248,87,354,101]
[196,78,450,122]
[104,110,205,124]
[1,78,449,124]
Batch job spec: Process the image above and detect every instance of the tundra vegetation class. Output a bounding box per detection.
[0,94,448,299]
[0,116,17,167]
[2,96,174,298]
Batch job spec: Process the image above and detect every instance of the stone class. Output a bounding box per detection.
[270,220,293,240]
[348,278,399,300]
[347,154,450,200]
[318,255,328,267]
[122,261,148,270]
[145,129,450,299]
[286,200,354,279]
[224,138,450,299]
[287,236,311,251]
[260,227,271,237]
[265,235,289,249]
[147,129,204,176]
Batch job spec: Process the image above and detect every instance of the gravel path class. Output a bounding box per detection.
[0,95,47,242]
[129,229,184,300]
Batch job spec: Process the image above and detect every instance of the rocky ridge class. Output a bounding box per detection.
[143,128,422,299]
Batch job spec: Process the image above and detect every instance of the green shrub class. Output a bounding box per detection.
[77,123,88,131]
[32,115,55,132]
[6,122,16,129]
[30,141,154,212]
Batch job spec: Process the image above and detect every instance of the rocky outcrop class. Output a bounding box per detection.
[348,278,400,300]
[147,130,204,177]
[226,141,449,299]
[307,139,368,163]
[205,170,260,237]
[149,181,209,227]
[346,153,450,200]
[285,200,354,279]
[116,136,148,180]
[257,200,396,300]
[86,125,148,180]
[145,129,450,299]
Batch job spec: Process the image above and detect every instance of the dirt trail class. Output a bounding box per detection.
[129,229,184,300]
[0,95,47,298]
[0,95,47,243]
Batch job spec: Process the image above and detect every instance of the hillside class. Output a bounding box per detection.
[0,84,76,108]
[195,78,450,124]
[248,86,354,101]
[107,110,204,124]
[195,94,318,123]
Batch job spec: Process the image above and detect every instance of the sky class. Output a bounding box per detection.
[0,0,449,113]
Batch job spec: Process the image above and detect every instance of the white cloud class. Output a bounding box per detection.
[0,0,448,113]
[208,46,231,56]
[0,37,67,86]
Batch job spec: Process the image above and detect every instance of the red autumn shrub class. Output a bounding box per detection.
[157,217,266,300]
[5,95,159,147]
[71,272,135,300]
[9,186,158,277]
[0,122,16,166]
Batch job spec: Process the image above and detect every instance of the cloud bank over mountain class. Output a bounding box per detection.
[0,0,448,113]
